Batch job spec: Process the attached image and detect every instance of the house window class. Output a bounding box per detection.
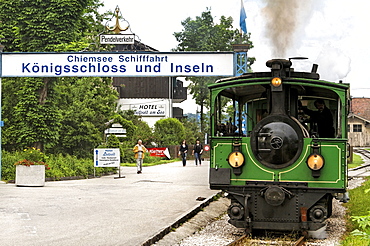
[353,124,362,132]
[347,124,350,132]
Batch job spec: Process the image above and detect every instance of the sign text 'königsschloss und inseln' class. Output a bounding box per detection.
[1,52,234,77]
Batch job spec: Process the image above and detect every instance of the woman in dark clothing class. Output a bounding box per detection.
[179,140,188,166]
[192,139,203,166]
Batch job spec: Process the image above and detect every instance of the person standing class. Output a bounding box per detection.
[133,139,147,174]
[192,139,203,166]
[179,140,188,167]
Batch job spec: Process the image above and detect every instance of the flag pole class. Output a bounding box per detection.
[239,0,247,42]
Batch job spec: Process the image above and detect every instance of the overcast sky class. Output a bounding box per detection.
[101,0,368,112]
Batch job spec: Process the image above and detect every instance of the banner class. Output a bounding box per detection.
[148,147,170,159]
[1,52,234,77]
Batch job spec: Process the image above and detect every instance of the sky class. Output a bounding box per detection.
[100,0,368,113]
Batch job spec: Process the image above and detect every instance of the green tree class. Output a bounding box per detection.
[0,0,113,153]
[180,117,204,145]
[4,77,61,151]
[119,110,154,146]
[49,77,118,157]
[154,118,185,146]
[173,9,255,131]
[132,121,154,146]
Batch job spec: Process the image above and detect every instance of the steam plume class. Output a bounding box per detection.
[262,0,314,58]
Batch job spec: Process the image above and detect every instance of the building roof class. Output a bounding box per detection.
[348,112,370,124]
[351,98,370,121]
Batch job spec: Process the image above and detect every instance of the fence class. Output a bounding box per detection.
[161,145,210,160]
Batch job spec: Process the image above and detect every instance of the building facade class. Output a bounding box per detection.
[113,77,187,128]
[111,40,188,128]
[348,97,370,147]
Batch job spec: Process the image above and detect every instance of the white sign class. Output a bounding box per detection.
[94,148,120,167]
[1,52,234,77]
[100,34,135,44]
[131,104,165,116]
[104,128,126,134]
[107,134,126,138]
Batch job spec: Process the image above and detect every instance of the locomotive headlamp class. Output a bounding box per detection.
[307,154,324,171]
[228,151,245,168]
[271,77,282,87]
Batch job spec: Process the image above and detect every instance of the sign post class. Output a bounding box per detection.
[0,43,3,181]
[94,148,124,178]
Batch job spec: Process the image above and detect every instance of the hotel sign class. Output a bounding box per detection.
[99,34,135,44]
[131,104,165,116]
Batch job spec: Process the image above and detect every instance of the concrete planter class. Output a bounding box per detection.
[15,165,45,187]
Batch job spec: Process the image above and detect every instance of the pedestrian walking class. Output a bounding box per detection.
[133,139,147,174]
[179,140,188,167]
[192,139,203,166]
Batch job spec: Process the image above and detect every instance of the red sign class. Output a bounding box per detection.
[147,147,170,159]
[204,145,210,151]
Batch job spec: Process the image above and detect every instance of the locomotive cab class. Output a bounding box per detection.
[209,58,350,235]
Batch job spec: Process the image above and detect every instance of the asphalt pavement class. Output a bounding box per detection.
[0,160,219,246]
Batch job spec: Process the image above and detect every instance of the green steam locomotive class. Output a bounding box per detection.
[209,58,350,234]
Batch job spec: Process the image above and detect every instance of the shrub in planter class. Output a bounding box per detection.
[14,147,50,186]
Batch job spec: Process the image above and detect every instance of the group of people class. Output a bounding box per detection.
[132,139,204,174]
[178,139,203,167]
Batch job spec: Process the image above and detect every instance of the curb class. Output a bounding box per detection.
[142,192,223,246]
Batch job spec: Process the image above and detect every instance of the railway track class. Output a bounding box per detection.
[349,148,370,176]
[227,234,307,246]
[353,148,370,160]
[222,148,370,246]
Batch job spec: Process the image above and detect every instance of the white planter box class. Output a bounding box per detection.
[15,165,45,187]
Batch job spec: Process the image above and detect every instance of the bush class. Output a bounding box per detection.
[1,151,116,181]
[1,151,19,180]
[143,155,163,164]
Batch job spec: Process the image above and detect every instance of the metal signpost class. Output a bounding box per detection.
[0,43,4,180]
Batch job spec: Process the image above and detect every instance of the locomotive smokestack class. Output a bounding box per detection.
[311,64,318,73]
[266,59,292,78]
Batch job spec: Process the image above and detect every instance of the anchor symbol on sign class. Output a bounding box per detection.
[106,6,130,34]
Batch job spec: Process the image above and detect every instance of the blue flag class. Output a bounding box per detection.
[240,0,247,34]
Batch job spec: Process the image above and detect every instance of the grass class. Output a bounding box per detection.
[341,177,370,245]
[348,153,365,169]
[340,153,370,245]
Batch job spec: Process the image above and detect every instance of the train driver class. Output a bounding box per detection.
[299,99,335,138]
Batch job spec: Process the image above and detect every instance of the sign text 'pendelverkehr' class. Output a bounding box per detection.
[1,52,234,77]
[99,34,135,44]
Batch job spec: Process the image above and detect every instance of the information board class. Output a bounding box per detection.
[94,148,120,167]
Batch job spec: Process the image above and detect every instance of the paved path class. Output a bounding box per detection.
[0,161,218,246]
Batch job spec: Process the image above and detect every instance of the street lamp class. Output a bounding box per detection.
[0,43,4,181]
